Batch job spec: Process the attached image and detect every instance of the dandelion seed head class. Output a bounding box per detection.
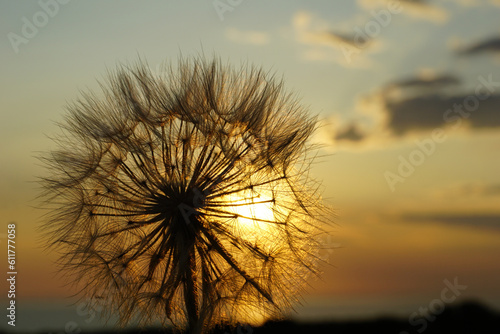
[40,57,331,332]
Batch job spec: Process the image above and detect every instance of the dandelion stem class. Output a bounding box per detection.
[184,235,201,334]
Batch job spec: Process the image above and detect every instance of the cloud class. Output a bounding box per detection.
[457,36,500,56]
[330,72,500,145]
[293,11,330,46]
[357,0,449,23]
[448,0,500,6]
[321,31,371,49]
[443,0,482,6]
[334,123,367,142]
[463,184,500,196]
[432,182,500,199]
[384,92,500,135]
[225,28,270,45]
[292,11,380,67]
[402,213,500,232]
[386,74,461,91]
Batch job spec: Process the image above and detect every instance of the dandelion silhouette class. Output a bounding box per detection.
[40,57,330,334]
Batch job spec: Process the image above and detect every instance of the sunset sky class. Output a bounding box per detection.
[1,0,500,331]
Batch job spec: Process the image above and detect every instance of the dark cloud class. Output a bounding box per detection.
[380,73,500,135]
[324,31,370,48]
[400,0,430,5]
[385,93,500,135]
[357,0,449,23]
[434,183,500,199]
[480,184,500,196]
[387,75,461,90]
[335,123,366,142]
[333,73,500,145]
[452,183,500,197]
[403,213,500,232]
[458,37,500,56]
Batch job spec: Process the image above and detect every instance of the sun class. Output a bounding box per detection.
[226,189,276,239]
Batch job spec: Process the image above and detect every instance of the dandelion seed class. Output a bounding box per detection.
[40,57,331,334]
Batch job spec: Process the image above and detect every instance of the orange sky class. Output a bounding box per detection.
[1,0,500,330]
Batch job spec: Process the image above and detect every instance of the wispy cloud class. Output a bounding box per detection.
[444,0,500,7]
[444,0,482,7]
[334,123,367,142]
[292,11,380,67]
[402,213,500,232]
[432,182,500,199]
[320,31,371,49]
[386,74,461,91]
[357,0,449,23]
[225,28,270,45]
[457,36,500,56]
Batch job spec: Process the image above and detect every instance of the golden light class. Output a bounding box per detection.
[225,189,277,240]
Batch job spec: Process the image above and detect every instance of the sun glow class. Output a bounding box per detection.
[226,190,277,238]
[222,190,290,326]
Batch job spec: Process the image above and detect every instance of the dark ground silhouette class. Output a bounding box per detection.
[5,300,499,334]
[217,301,500,334]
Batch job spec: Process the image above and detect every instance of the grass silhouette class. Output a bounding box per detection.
[39,57,331,334]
